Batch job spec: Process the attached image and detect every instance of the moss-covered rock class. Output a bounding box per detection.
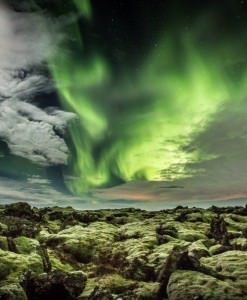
[0,235,8,250]
[148,240,190,277]
[97,274,137,294]
[14,236,40,254]
[0,262,11,281]
[188,240,209,259]
[48,249,74,272]
[177,228,206,242]
[3,202,34,220]
[0,222,8,235]
[111,237,156,280]
[24,270,87,300]
[230,237,247,250]
[44,222,117,264]
[209,244,230,256]
[167,270,245,300]
[200,250,247,280]
[0,203,247,299]
[224,214,247,231]
[0,282,27,300]
[0,249,43,281]
[134,282,160,300]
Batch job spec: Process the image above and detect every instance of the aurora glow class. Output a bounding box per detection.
[49,1,247,194]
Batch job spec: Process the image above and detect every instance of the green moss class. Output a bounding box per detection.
[0,262,10,280]
[0,236,8,251]
[0,249,43,281]
[230,238,247,250]
[167,270,245,300]
[0,205,247,299]
[0,222,7,235]
[148,240,190,275]
[48,249,74,272]
[186,212,204,222]
[112,237,156,280]
[43,220,62,234]
[135,282,159,300]
[177,229,206,242]
[0,283,27,300]
[14,236,39,254]
[209,244,228,256]
[63,237,96,263]
[47,223,118,263]
[78,278,97,299]
[201,250,247,280]
[98,274,137,294]
[188,240,209,258]
[224,214,247,231]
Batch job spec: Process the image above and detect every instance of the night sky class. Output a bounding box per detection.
[1,0,247,208]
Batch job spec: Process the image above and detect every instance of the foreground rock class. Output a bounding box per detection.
[0,202,246,299]
[23,270,87,300]
[167,270,244,300]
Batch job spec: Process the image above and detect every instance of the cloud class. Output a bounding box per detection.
[0,2,76,166]
[157,97,247,202]
[0,175,86,208]
[0,2,62,69]
[0,100,75,165]
[0,68,53,101]
[180,98,247,193]
[0,1,65,100]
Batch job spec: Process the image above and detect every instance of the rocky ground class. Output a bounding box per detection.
[0,203,247,299]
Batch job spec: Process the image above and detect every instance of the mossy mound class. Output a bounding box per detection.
[0,202,247,299]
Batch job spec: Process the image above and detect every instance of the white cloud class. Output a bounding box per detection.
[0,100,75,166]
[0,2,76,166]
[0,69,53,100]
[0,2,61,69]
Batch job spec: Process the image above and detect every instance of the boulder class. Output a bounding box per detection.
[24,270,87,300]
[167,270,244,300]
[0,283,27,300]
[0,249,43,281]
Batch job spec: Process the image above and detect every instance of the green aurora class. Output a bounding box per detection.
[49,0,247,194]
